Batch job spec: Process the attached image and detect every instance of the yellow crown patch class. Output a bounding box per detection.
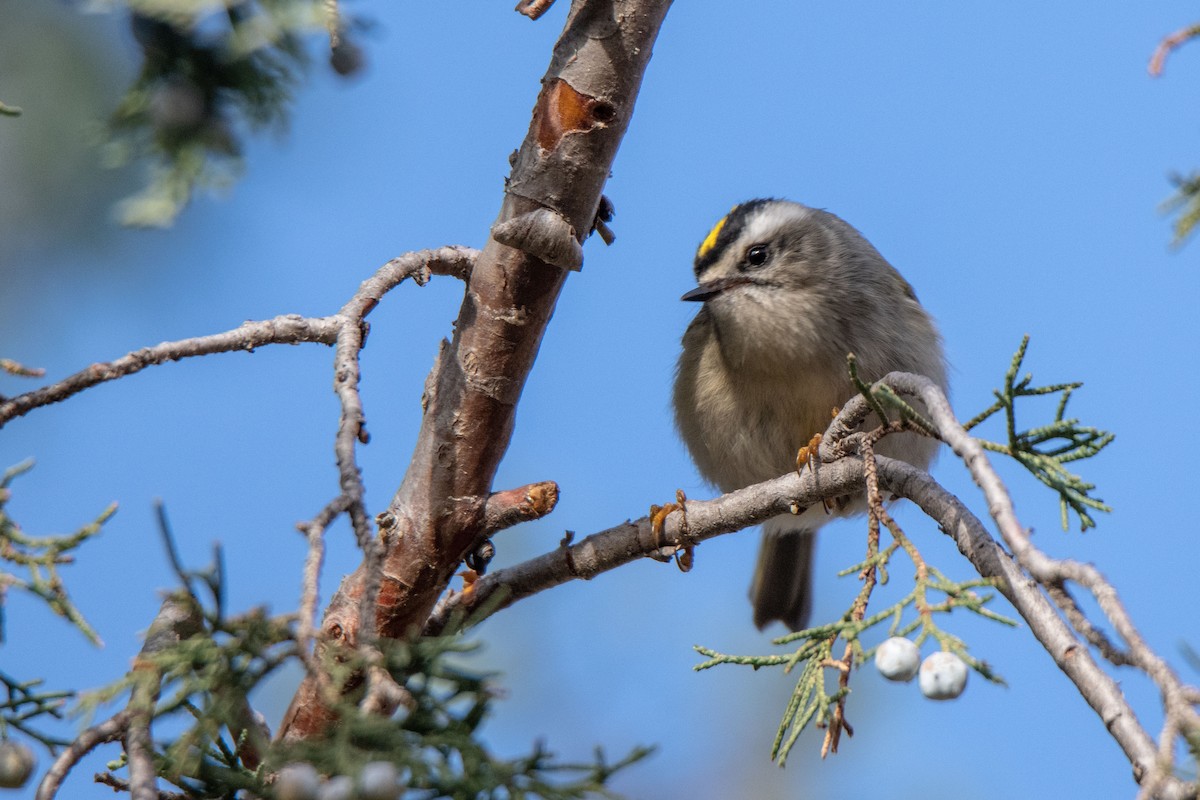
[697,212,730,259]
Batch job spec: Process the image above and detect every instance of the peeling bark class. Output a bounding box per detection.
[278,0,674,741]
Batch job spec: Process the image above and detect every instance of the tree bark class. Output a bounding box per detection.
[278,0,675,741]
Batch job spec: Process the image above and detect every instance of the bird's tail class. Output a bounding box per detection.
[749,518,815,632]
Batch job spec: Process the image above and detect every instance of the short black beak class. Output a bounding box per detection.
[680,285,720,302]
[680,275,752,302]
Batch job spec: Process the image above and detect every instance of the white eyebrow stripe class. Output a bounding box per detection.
[740,203,809,247]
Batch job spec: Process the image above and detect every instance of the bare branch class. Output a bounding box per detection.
[426,374,1199,799]
[0,315,340,427]
[0,358,44,378]
[359,663,412,718]
[1149,23,1200,76]
[425,459,865,634]
[877,372,1198,800]
[0,245,476,431]
[93,773,187,800]
[124,704,156,800]
[35,712,131,800]
[295,497,344,687]
[124,594,206,800]
[325,246,478,650]
[1044,579,1134,667]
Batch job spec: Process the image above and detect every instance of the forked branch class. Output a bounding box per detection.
[427,374,1198,800]
[278,0,674,741]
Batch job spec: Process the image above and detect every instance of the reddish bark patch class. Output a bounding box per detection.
[535,78,614,151]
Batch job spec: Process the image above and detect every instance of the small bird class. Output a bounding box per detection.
[672,199,947,631]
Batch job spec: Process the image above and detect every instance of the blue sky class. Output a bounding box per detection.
[3,2,1200,798]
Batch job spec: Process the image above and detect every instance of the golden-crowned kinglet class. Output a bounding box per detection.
[673,199,947,631]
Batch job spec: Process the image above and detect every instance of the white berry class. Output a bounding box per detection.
[357,761,401,800]
[318,775,354,800]
[275,762,320,800]
[0,740,35,789]
[919,651,968,700]
[874,637,920,682]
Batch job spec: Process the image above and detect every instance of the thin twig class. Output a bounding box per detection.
[94,773,187,800]
[1149,23,1200,76]
[324,0,340,48]
[0,245,476,436]
[296,496,346,689]
[35,712,132,800]
[326,246,478,648]
[0,316,341,427]
[1045,579,1134,667]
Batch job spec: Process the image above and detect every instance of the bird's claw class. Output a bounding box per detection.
[648,489,694,571]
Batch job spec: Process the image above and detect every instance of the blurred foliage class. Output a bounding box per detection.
[0,2,130,262]
[1152,22,1200,243]
[1164,171,1200,245]
[1,670,74,750]
[271,636,654,800]
[101,0,365,227]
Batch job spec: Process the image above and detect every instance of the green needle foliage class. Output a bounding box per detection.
[964,336,1114,531]
[275,636,654,800]
[0,460,111,645]
[697,336,1114,764]
[82,540,651,800]
[0,461,111,747]
[696,547,1013,765]
[1,670,74,749]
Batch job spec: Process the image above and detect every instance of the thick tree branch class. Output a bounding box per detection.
[278,0,674,741]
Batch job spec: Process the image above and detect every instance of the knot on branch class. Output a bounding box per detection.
[492,207,583,271]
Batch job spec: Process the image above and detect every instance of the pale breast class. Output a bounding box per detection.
[674,314,850,493]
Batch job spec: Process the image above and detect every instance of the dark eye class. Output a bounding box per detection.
[744,244,769,268]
